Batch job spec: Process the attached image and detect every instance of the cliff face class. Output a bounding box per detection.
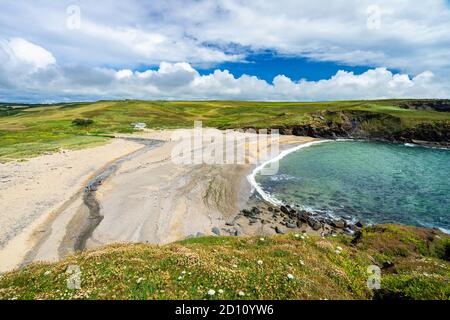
[398,99,450,112]
[273,110,450,146]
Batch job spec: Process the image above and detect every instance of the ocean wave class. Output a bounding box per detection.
[247,140,330,206]
[404,143,418,148]
[403,142,449,151]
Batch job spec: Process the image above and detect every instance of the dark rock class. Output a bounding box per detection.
[331,219,347,229]
[382,261,394,269]
[289,209,297,218]
[286,223,296,229]
[275,226,285,234]
[297,210,309,223]
[211,227,221,236]
[343,228,354,235]
[296,221,303,228]
[251,207,261,215]
[351,230,363,245]
[308,218,322,231]
[355,221,364,228]
[280,206,290,215]
[268,207,273,212]
[225,221,235,226]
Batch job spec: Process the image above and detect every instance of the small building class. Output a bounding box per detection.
[131,122,147,130]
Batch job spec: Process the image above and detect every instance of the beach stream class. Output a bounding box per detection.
[73,137,163,251]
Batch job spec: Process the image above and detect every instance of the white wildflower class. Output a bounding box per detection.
[136,277,145,284]
[287,273,295,280]
[257,260,263,265]
[299,259,305,266]
[207,289,216,296]
[238,291,245,296]
[181,270,186,274]
[259,237,265,241]
[177,276,183,281]
[337,246,343,251]
[232,264,238,268]
[218,289,224,294]
[43,271,51,276]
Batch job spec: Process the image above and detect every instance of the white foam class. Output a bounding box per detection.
[247,140,331,205]
[404,143,417,148]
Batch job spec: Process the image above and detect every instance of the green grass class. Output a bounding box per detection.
[1,99,449,162]
[0,225,448,300]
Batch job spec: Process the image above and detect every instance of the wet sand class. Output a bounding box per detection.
[0,129,316,272]
[0,139,144,272]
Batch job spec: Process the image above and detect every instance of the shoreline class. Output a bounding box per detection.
[1,130,313,271]
[241,138,450,236]
[1,130,448,272]
[247,140,330,206]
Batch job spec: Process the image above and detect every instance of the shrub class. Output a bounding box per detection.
[72,118,94,126]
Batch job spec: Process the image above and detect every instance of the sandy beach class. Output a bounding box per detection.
[0,129,316,272]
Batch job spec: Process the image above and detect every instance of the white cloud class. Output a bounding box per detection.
[1,1,450,75]
[115,69,133,80]
[5,38,56,70]
[1,0,450,102]
[0,40,447,102]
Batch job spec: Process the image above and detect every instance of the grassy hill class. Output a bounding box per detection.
[0,225,449,300]
[1,99,449,162]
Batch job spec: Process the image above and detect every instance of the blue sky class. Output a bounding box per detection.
[0,0,449,102]
[198,52,374,83]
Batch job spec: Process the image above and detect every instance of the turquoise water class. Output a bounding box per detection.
[255,141,450,232]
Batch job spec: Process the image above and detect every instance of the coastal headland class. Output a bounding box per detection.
[0,100,449,299]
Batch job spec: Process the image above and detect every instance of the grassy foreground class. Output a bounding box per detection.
[1,224,448,300]
[1,100,449,161]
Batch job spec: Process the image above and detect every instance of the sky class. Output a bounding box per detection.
[0,0,449,102]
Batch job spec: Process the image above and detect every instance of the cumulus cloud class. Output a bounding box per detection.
[0,38,58,90]
[2,38,56,70]
[1,1,450,74]
[0,38,447,102]
[1,1,450,101]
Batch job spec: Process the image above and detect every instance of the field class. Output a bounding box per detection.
[1,99,449,162]
[0,224,448,300]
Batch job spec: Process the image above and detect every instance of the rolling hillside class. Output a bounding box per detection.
[1,99,449,162]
